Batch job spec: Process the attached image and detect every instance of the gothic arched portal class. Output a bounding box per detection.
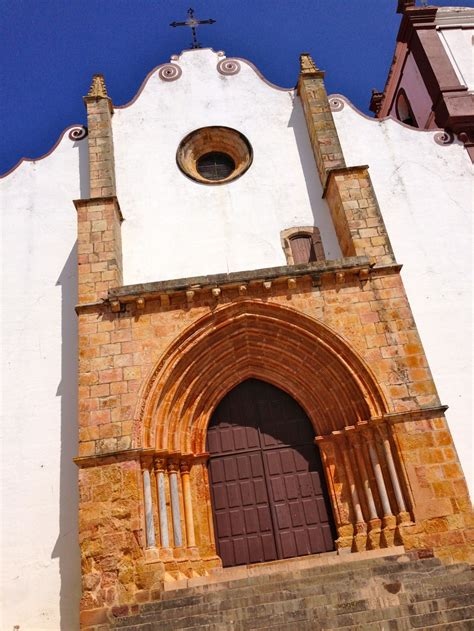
[207,379,336,567]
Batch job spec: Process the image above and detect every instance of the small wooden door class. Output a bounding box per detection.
[207,379,335,567]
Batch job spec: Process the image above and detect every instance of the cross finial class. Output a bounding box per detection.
[170,7,216,49]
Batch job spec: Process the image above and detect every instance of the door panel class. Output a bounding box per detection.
[208,451,277,566]
[207,379,335,567]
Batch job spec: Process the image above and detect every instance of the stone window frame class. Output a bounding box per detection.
[280,226,325,265]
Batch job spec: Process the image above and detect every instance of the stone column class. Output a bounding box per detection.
[350,433,382,549]
[367,434,393,520]
[377,425,411,523]
[339,438,366,551]
[142,465,156,548]
[154,456,172,556]
[317,437,353,551]
[350,434,379,522]
[168,459,183,548]
[180,460,197,550]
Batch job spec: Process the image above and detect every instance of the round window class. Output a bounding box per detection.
[196,152,236,181]
[176,126,253,185]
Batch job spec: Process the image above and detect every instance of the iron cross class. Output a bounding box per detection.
[170,8,216,49]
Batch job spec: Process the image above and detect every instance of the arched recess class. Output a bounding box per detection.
[133,300,387,454]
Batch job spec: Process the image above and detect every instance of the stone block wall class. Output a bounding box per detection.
[76,266,473,627]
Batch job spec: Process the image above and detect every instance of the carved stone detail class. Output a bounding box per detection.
[329,97,345,112]
[158,64,182,82]
[217,59,241,76]
[434,131,454,146]
[87,74,109,98]
[68,126,88,141]
[299,53,320,75]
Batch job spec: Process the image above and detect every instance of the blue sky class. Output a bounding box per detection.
[1,0,472,174]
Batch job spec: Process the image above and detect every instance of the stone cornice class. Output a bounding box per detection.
[74,258,403,314]
[314,405,448,441]
[74,448,209,468]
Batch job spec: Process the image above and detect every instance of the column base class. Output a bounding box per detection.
[397,511,412,524]
[187,546,200,559]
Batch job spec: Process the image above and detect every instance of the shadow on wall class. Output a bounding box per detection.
[78,137,90,199]
[52,243,81,631]
[287,98,340,259]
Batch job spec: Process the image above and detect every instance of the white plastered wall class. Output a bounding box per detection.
[438,26,474,91]
[332,99,473,499]
[0,134,85,630]
[112,49,341,285]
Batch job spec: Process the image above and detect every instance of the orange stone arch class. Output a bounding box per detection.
[133,300,387,453]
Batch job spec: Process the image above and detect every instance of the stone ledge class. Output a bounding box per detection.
[108,257,403,302]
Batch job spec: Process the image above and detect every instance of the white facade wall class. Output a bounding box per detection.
[112,49,341,285]
[438,26,474,91]
[0,133,85,630]
[332,98,473,498]
[436,8,474,92]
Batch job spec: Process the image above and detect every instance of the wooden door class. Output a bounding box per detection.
[207,379,335,567]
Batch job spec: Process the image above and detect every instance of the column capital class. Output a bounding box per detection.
[179,460,191,474]
[154,456,168,473]
[167,459,180,473]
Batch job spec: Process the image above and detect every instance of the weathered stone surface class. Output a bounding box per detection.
[101,553,474,630]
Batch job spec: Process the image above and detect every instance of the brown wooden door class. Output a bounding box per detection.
[207,379,335,567]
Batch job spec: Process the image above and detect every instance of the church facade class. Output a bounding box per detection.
[1,15,472,631]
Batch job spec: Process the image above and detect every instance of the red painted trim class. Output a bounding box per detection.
[0,125,86,179]
[376,41,409,118]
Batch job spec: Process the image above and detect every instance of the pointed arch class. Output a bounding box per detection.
[132,300,388,453]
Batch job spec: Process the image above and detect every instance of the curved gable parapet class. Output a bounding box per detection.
[0,125,88,180]
[114,48,293,113]
[328,93,443,134]
[329,93,466,155]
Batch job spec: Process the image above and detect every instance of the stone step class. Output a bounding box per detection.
[156,557,444,608]
[131,577,474,626]
[161,552,438,597]
[124,563,471,623]
[110,555,474,630]
[116,587,474,631]
[114,576,474,629]
[317,603,474,630]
